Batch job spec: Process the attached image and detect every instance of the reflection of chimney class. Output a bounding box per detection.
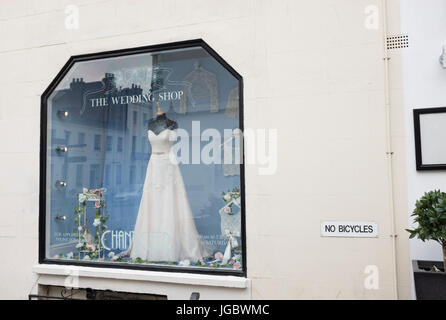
[102,73,116,92]
[130,84,142,95]
[70,77,85,90]
[103,73,115,81]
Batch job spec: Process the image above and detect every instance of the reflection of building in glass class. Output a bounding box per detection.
[49,74,154,247]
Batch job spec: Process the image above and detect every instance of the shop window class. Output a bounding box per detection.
[76,164,83,187]
[117,137,123,152]
[78,132,85,145]
[106,136,112,152]
[40,40,245,275]
[129,165,136,184]
[133,111,138,125]
[141,137,146,154]
[94,134,101,151]
[131,135,137,154]
[116,164,122,185]
[104,164,111,186]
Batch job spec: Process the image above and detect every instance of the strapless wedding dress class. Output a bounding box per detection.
[130,129,209,262]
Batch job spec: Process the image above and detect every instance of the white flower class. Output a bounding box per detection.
[78,194,86,202]
[108,252,115,258]
[111,255,119,261]
[75,242,83,249]
[179,259,190,266]
[66,252,74,259]
[93,218,101,227]
[78,226,83,231]
[224,206,232,214]
[86,244,95,252]
[223,193,232,202]
[214,252,223,260]
[82,188,88,194]
[83,255,90,260]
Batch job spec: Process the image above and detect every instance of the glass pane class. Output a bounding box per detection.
[44,45,243,273]
[419,112,446,165]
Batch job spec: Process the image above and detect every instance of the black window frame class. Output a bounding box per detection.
[414,107,446,170]
[39,39,246,277]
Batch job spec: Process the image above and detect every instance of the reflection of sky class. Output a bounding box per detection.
[59,53,154,90]
[57,47,207,92]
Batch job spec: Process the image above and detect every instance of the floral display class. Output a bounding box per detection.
[59,248,242,270]
[58,186,243,271]
[73,188,109,260]
[221,187,241,215]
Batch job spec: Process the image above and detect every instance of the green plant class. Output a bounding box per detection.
[406,190,446,270]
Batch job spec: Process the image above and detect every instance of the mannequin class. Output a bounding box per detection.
[148,101,178,135]
[121,101,210,263]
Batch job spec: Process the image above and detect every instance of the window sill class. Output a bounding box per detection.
[33,264,249,289]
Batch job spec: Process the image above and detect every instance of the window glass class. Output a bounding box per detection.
[78,132,85,145]
[117,137,123,152]
[106,136,112,152]
[94,134,101,151]
[44,44,244,273]
[76,164,83,187]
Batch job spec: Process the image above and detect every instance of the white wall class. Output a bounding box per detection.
[400,0,446,262]
[0,0,411,299]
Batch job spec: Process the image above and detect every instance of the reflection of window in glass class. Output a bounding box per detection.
[117,137,123,152]
[89,164,100,187]
[143,113,147,127]
[133,111,137,125]
[76,164,83,187]
[78,132,85,145]
[141,137,146,154]
[62,163,68,177]
[94,134,101,151]
[116,164,122,185]
[130,165,135,184]
[105,164,111,186]
[65,130,71,144]
[106,136,112,151]
[132,136,137,154]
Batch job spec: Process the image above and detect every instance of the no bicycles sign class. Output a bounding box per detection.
[321,221,378,238]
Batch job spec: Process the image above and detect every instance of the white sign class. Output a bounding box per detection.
[321,221,378,238]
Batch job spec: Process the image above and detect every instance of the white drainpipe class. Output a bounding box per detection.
[381,0,399,300]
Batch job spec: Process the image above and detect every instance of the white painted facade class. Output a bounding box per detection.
[0,0,421,299]
[400,0,446,262]
[398,0,446,298]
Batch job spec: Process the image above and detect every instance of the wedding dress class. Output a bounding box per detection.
[129,128,210,262]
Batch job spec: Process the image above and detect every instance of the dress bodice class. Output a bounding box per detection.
[148,129,176,154]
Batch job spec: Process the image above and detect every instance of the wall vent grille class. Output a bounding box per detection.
[386,34,409,50]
